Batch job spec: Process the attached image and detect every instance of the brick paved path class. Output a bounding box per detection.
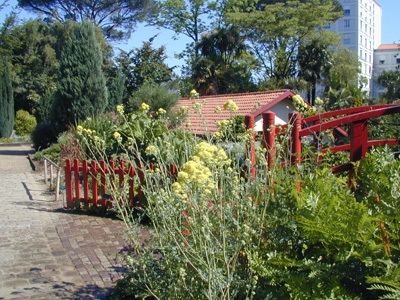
[0,144,131,299]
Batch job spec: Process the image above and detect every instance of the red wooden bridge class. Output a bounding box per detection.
[245,104,400,174]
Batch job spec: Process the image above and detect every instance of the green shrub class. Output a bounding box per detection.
[14,110,37,136]
[31,122,57,151]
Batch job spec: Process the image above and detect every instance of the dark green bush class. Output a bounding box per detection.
[31,122,57,151]
[14,110,37,136]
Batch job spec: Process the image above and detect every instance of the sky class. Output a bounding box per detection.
[0,0,399,73]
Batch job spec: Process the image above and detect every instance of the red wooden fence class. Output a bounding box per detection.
[64,159,177,209]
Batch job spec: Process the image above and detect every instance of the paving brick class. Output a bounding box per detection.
[0,144,133,299]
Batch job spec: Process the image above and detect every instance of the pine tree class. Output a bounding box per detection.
[0,59,14,138]
[52,21,108,133]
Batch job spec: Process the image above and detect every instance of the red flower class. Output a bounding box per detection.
[182,229,191,235]
[183,210,188,217]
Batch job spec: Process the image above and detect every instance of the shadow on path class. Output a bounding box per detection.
[0,149,34,156]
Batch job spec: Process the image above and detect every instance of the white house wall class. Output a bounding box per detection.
[254,98,296,131]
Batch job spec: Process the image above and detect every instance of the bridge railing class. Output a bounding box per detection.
[246,104,400,174]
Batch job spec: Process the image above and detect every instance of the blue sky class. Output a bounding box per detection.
[1,0,399,72]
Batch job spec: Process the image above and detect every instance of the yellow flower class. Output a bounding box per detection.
[116,104,124,114]
[180,106,188,114]
[214,106,222,114]
[140,102,150,112]
[113,131,121,140]
[185,122,191,127]
[223,100,239,112]
[193,102,202,114]
[145,145,158,155]
[189,89,199,98]
[76,125,83,135]
[157,108,166,115]
[315,97,324,105]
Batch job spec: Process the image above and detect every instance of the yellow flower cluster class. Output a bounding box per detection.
[189,89,199,98]
[193,102,202,114]
[214,106,222,114]
[76,125,83,135]
[223,100,239,112]
[157,108,166,115]
[140,102,150,112]
[292,94,318,116]
[172,142,231,200]
[315,97,324,105]
[76,125,95,135]
[145,145,158,155]
[116,104,124,114]
[113,131,121,141]
[292,94,308,110]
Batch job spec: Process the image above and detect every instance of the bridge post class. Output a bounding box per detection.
[245,115,256,178]
[262,111,276,170]
[289,111,302,166]
[350,119,368,162]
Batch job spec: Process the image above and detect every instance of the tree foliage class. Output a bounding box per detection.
[0,58,14,138]
[17,0,157,40]
[149,0,217,46]
[0,18,59,115]
[377,70,400,103]
[191,26,256,95]
[116,40,173,97]
[52,21,108,133]
[226,0,343,84]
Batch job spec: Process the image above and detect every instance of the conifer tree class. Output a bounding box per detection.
[0,59,14,138]
[52,21,108,133]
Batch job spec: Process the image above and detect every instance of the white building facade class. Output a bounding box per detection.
[326,0,382,95]
[372,44,400,98]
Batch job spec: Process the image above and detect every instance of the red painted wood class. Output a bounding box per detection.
[245,115,256,177]
[129,164,135,207]
[100,160,107,207]
[367,139,400,147]
[65,159,73,208]
[289,112,302,166]
[322,144,351,154]
[300,106,400,137]
[330,163,353,174]
[91,160,98,207]
[350,120,368,162]
[73,159,80,203]
[118,161,124,189]
[263,111,276,170]
[302,104,399,125]
[82,160,89,206]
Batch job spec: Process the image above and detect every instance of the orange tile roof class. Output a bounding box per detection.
[173,90,295,134]
[377,43,400,50]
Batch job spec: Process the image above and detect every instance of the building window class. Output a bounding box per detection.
[325,23,331,29]
[369,55,371,63]
[360,20,363,29]
[360,50,363,57]
[343,38,351,44]
[344,9,350,16]
[344,20,350,28]
[397,58,400,64]
[379,60,385,64]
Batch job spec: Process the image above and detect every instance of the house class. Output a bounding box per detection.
[173,89,298,135]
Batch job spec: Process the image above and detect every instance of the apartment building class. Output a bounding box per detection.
[371,43,400,98]
[326,0,382,95]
